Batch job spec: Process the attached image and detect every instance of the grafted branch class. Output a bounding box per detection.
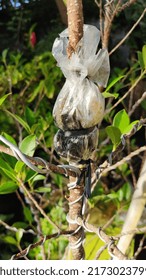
[67,0,83,57]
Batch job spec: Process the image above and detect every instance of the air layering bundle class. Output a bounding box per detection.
[52,25,110,163]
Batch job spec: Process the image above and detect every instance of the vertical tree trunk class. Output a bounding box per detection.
[67,0,83,57]
[66,0,85,259]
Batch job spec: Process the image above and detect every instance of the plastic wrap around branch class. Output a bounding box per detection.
[52,25,110,131]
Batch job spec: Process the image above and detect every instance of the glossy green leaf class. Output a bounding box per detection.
[23,206,33,223]
[102,92,119,99]
[2,49,8,64]
[105,75,124,92]
[122,120,139,134]
[25,107,35,127]
[125,183,132,201]
[5,110,31,133]
[0,157,17,180]
[113,109,130,133]
[24,169,37,182]
[12,222,28,229]
[137,51,145,70]
[2,132,17,145]
[3,236,17,246]
[16,229,23,244]
[107,192,119,200]
[0,93,11,106]
[0,181,18,194]
[35,187,51,193]
[32,174,46,182]
[19,135,36,156]
[0,168,17,181]
[142,45,146,69]
[28,80,44,102]
[117,183,132,202]
[106,126,121,150]
[11,69,23,85]
[14,161,25,173]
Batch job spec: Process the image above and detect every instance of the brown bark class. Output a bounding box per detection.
[67,0,84,57]
[65,0,85,259]
[55,0,68,25]
[68,177,85,259]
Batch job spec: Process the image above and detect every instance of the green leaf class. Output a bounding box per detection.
[117,183,132,202]
[137,51,145,70]
[117,188,124,202]
[23,207,33,223]
[25,107,35,127]
[102,92,119,99]
[3,236,17,246]
[24,169,37,182]
[11,69,23,85]
[5,110,31,133]
[2,132,17,145]
[125,183,132,201]
[105,75,124,92]
[106,126,121,150]
[44,80,55,98]
[12,222,28,229]
[0,157,17,180]
[19,135,36,156]
[32,174,46,182]
[35,187,51,193]
[16,229,23,244]
[0,181,18,194]
[28,80,44,102]
[107,192,118,200]
[2,49,8,64]
[0,93,11,106]
[142,45,146,69]
[14,161,25,173]
[113,109,130,133]
[122,120,139,134]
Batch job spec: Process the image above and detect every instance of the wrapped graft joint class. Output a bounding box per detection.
[52,25,110,130]
[53,79,105,130]
[54,126,99,163]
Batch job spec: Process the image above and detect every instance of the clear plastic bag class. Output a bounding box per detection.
[52,24,110,130]
[53,78,105,130]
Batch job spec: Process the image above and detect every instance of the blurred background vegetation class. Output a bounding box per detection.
[0,0,146,260]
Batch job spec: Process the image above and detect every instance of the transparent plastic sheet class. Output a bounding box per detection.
[53,79,105,130]
[52,25,110,131]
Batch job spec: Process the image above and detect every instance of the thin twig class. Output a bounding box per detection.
[11,230,73,260]
[132,235,146,259]
[76,216,127,260]
[118,0,138,13]
[0,219,36,235]
[18,178,60,232]
[95,244,108,259]
[101,146,146,175]
[0,143,78,178]
[105,69,146,115]
[109,8,146,55]
[129,91,146,116]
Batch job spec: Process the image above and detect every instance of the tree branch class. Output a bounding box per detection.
[66,0,84,57]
